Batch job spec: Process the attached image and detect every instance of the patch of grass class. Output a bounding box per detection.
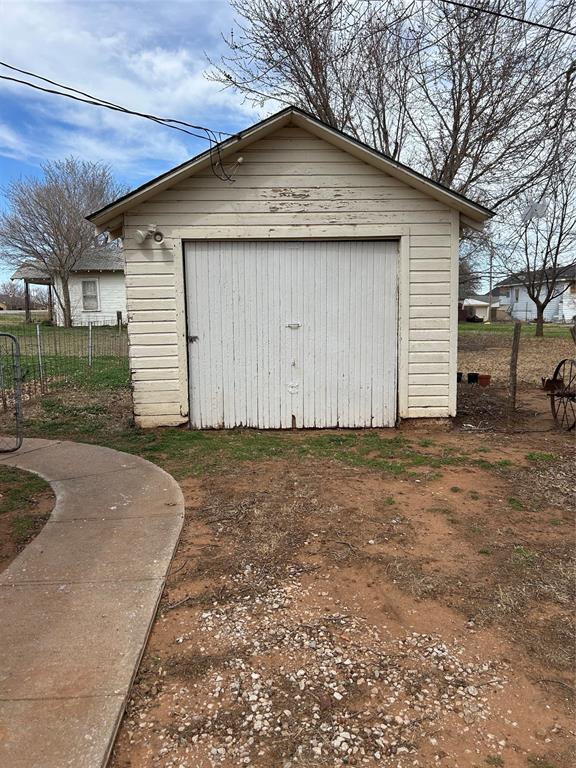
[527,757,557,768]
[508,497,524,511]
[384,496,396,505]
[469,524,485,534]
[476,446,491,453]
[485,756,504,767]
[429,506,452,515]
[478,548,493,555]
[12,369,531,489]
[450,486,462,493]
[549,518,563,526]
[526,452,555,463]
[11,514,37,544]
[469,490,480,500]
[459,322,572,339]
[512,544,538,567]
[0,466,48,515]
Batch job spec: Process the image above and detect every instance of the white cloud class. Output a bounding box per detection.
[0,122,30,159]
[0,0,262,181]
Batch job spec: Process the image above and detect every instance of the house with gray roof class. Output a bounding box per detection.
[492,266,576,324]
[11,248,126,326]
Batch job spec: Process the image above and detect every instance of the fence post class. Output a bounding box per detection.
[88,322,93,367]
[0,351,6,412]
[507,321,522,427]
[36,323,45,391]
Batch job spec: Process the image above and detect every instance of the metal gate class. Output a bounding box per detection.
[0,333,23,452]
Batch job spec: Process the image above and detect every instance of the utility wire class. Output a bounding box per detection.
[436,0,576,36]
[0,62,241,180]
[0,62,233,141]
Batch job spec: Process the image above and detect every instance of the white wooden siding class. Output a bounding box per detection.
[54,272,126,326]
[123,124,457,427]
[185,240,397,428]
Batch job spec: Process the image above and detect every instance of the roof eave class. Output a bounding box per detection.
[88,106,494,228]
[87,110,295,227]
[290,112,494,223]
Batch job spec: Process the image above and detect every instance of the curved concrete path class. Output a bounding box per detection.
[0,438,185,768]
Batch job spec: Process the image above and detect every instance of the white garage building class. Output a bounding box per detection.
[88,107,493,429]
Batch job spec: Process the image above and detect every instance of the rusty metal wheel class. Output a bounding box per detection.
[550,358,576,431]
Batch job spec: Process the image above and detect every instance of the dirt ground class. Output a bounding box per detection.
[0,465,54,572]
[111,391,575,768]
[458,332,574,385]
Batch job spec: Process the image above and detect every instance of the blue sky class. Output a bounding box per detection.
[0,0,268,280]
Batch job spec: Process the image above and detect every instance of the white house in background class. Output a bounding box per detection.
[494,267,576,323]
[53,249,127,326]
[11,250,127,326]
[87,106,493,429]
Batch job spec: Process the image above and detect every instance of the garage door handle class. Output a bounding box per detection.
[286,322,301,329]
[188,335,199,343]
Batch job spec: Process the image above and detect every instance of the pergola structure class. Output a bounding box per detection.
[10,262,54,323]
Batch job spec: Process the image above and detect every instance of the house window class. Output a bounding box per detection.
[82,279,99,311]
[514,287,520,301]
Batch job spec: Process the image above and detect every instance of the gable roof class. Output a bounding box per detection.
[72,248,124,272]
[11,249,124,283]
[494,265,576,289]
[11,262,52,282]
[88,106,495,233]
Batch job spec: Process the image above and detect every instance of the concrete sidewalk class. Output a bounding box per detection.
[0,438,185,768]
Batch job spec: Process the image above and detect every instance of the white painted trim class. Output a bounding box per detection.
[448,210,460,416]
[81,276,100,312]
[402,409,451,419]
[397,234,410,419]
[172,238,189,419]
[165,225,410,241]
[178,235,405,428]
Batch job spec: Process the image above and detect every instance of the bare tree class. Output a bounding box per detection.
[0,158,123,326]
[210,0,575,206]
[499,161,576,336]
[0,280,47,310]
[210,0,418,158]
[0,280,26,309]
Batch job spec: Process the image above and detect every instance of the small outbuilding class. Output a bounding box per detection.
[88,107,493,428]
[11,251,127,326]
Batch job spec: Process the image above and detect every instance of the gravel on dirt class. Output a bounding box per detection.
[122,564,513,767]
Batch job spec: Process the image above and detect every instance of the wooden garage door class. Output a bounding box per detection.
[184,240,398,428]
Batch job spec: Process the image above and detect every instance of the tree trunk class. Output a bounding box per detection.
[61,277,73,328]
[535,305,545,337]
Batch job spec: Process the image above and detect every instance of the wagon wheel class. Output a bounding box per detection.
[550,358,576,431]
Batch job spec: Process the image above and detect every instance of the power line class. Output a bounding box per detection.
[0,61,242,180]
[0,61,234,143]
[436,1,576,36]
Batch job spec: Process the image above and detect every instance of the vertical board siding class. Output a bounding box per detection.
[185,241,397,428]
[123,124,457,426]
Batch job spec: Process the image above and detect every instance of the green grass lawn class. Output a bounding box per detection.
[9,363,513,483]
[458,322,573,338]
